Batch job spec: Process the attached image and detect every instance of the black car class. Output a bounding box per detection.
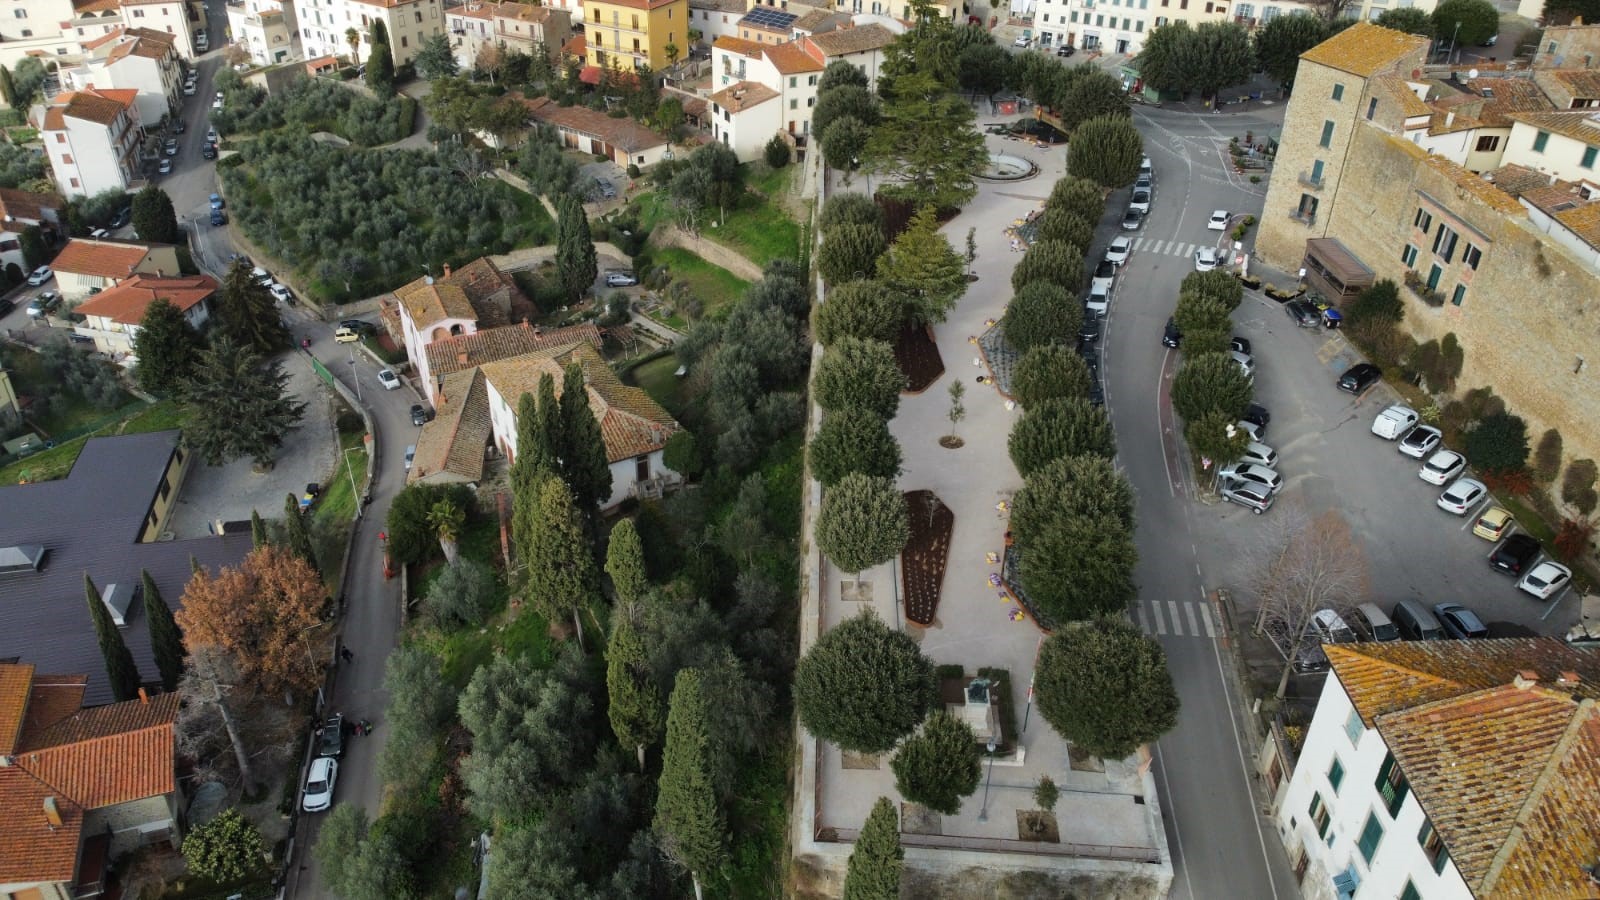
[1338,362,1382,394]
[1285,299,1320,327]
[1230,335,1251,356]
[1243,403,1270,433]
[202,144,217,160]
[1056,45,1076,57]
[1077,343,1100,376]
[317,713,345,758]
[339,319,377,335]
[1121,209,1142,231]
[410,404,430,426]
[1078,316,1101,345]
[109,206,132,229]
[0,297,13,316]
[172,120,186,133]
[1087,369,1105,406]
[1162,317,1182,348]
[210,209,226,226]
[1489,533,1541,575]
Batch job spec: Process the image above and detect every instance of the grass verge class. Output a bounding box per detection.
[0,399,187,485]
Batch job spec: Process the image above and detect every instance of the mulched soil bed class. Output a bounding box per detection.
[894,323,945,394]
[902,490,953,626]
[1017,810,1060,842]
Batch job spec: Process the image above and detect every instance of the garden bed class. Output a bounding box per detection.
[901,490,953,626]
[893,323,945,394]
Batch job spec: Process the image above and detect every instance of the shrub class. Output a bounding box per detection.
[819,193,883,233]
[1463,411,1529,475]
[1008,397,1116,477]
[1554,517,1596,563]
[1534,429,1564,485]
[1562,459,1599,516]
[182,810,264,884]
[424,558,498,628]
[1011,345,1091,408]
[663,429,703,479]
[1009,240,1084,295]
[1002,281,1081,353]
[385,482,476,565]
[764,134,790,168]
[1346,279,1403,327]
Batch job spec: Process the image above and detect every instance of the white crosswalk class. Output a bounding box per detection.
[1135,597,1218,639]
[1129,237,1205,259]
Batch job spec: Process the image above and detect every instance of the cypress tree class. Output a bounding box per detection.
[555,194,598,303]
[509,391,551,581]
[523,477,600,647]
[560,362,613,513]
[535,371,565,471]
[843,797,903,900]
[282,493,318,573]
[141,569,185,692]
[606,612,662,771]
[85,573,142,702]
[605,518,648,606]
[250,509,269,548]
[653,668,726,899]
[0,66,16,109]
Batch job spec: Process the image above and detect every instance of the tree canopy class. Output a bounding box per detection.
[1067,115,1145,189]
[1011,344,1092,408]
[1008,396,1117,477]
[1003,281,1082,354]
[810,408,903,487]
[864,70,987,210]
[843,797,903,900]
[1018,515,1139,624]
[814,279,905,346]
[132,297,201,398]
[1035,618,1180,759]
[795,609,937,753]
[889,711,982,815]
[815,473,910,579]
[813,337,906,420]
[175,545,325,697]
[1254,14,1332,87]
[1433,0,1500,47]
[131,185,180,244]
[1170,352,1254,423]
[180,339,306,467]
[876,206,967,325]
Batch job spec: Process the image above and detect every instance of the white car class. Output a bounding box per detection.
[1398,425,1442,459]
[270,283,293,303]
[405,444,416,470]
[1518,561,1572,600]
[158,158,173,174]
[26,266,52,286]
[1436,477,1487,515]
[1218,462,1282,495]
[1128,189,1151,215]
[1236,419,1263,443]
[1012,35,1032,47]
[1371,404,1419,440]
[1239,440,1277,469]
[1104,236,1132,267]
[1207,210,1231,231]
[212,92,223,109]
[1419,449,1466,486]
[1193,247,1220,272]
[1310,609,1357,645]
[182,82,197,96]
[1231,349,1255,379]
[1085,284,1110,317]
[377,368,401,390]
[302,757,338,812]
[252,266,273,285]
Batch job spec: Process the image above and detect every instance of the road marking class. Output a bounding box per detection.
[1168,601,1183,635]
[1461,495,1496,529]
[1133,237,1148,251]
[1541,586,1572,621]
[1152,602,1167,635]
[1151,744,1197,900]
[1137,602,1152,633]
[1185,602,1201,637]
[1200,603,1217,638]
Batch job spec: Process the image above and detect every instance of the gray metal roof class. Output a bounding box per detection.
[0,431,251,705]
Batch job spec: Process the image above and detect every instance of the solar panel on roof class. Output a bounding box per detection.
[742,6,796,28]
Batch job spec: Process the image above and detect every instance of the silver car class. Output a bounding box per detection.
[1219,462,1282,495]
[1239,440,1278,469]
[1220,477,1273,514]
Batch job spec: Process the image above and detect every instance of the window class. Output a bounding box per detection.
[1311,159,1325,183]
[1533,130,1550,152]
[789,77,796,87]
[1308,792,1331,840]
[1583,146,1598,170]
[400,35,408,47]
[1414,207,1432,233]
[1400,881,1421,900]
[1433,224,1457,262]
[1464,243,1482,269]
[1344,708,1363,744]
[61,154,72,165]
[70,177,80,189]
[55,133,66,144]
[1328,757,1345,793]
[1357,812,1385,863]
[1452,284,1466,306]
[1426,264,1442,291]
[1366,97,1378,120]
[1319,120,1334,148]
[790,99,797,109]
[1331,83,1344,101]
[1475,135,1500,152]
[1402,244,1418,266]
[1418,820,1450,873]
[808,75,817,85]
[414,10,421,21]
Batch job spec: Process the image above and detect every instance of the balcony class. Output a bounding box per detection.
[1298,170,1324,189]
[1288,209,1316,226]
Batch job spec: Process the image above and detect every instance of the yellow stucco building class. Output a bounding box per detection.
[584,0,688,71]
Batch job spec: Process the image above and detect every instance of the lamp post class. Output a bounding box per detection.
[977,737,997,822]
[347,350,361,402]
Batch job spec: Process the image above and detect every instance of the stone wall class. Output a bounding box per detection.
[1272,122,1600,473]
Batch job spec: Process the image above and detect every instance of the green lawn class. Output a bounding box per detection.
[626,352,690,419]
[653,246,750,322]
[712,164,803,268]
[0,399,187,486]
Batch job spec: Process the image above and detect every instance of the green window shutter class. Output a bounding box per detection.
[1328,758,1345,792]
[1583,146,1597,169]
[1320,120,1335,148]
[1358,812,1384,862]
[1534,130,1550,152]
[1400,880,1421,900]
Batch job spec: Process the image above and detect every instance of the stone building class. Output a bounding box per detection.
[1258,22,1600,475]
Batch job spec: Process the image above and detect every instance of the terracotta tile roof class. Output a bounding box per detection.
[710,80,779,112]
[1554,200,1600,248]
[16,675,89,752]
[81,26,127,52]
[72,0,121,13]
[75,274,216,325]
[563,34,586,58]
[1421,153,1526,216]
[19,691,180,753]
[766,41,823,74]
[450,3,494,19]
[1299,22,1429,78]
[445,257,519,325]
[0,767,84,884]
[713,35,766,58]
[1472,77,1554,126]
[482,342,678,462]
[522,95,668,153]
[1554,69,1600,100]
[1326,640,1600,726]
[1374,75,1430,118]
[51,238,159,279]
[426,321,603,380]
[793,9,842,32]
[1509,109,1600,148]
[806,23,895,57]
[55,88,136,127]
[395,278,475,329]
[0,663,34,754]
[409,369,494,484]
[1484,162,1553,196]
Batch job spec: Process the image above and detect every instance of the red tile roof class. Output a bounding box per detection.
[482,342,678,462]
[51,238,161,279]
[0,663,34,754]
[426,321,602,380]
[75,274,217,326]
[51,88,137,127]
[0,768,84,884]
[714,35,766,58]
[766,41,823,74]
[710,81,778,112]
[16,675,89,753]
[522,94,668,152]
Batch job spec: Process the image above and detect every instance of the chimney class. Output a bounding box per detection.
[1514,669,1539,690]
[138,687,148,704]
[521,317,530,329]
[443,263,452,279]
[458,351,469,365]
[1558,671,1582,689]
[43,797,62,828]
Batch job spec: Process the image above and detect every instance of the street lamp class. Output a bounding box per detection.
[977,737,997,822]
[347,351,361,402]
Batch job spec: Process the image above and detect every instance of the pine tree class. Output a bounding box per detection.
[555,194,598,303]
[560,362,613,514]
[653,669,727,900]
[131,297,201,398]
[250,509,269,548]
[141,569,185,692]
[130,185,180,245]
[606,611,662,771]
[843,797,903,900]
[217,260,288,355]
[523,477,600,647]
[85,573,142,701]
[605,518,648,606]
[180,339,306,467]
[282,493,318,573]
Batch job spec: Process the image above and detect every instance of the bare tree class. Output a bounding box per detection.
[1246,506,1368,699]
[178,646,258,792]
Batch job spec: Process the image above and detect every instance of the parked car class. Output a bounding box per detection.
[1436,477,1488,515]
[210,193,224,210]
[1139,155,1152,176]
[1162,317,1182,348]
[182,82,197,96]
[210,209,226,226]
[26,266,53,286]
[1193,247,1220,272]
[1219,477,1273,514]
[1077,315,1101,345]
[1242,403,1270,434]
[1121,209,1143,231]
[410,403,430,426]
[1285,299,1320,327]
[1338,362,1381,394]
[1391,599,1444,641]
[597,178,618,199]
[1218,462,1282,495]
[1230,349,1255,379]
[1012,35,1032,47]
[404,444,416,470]
[1518,561,1572,600]
[1419,449,1467,485]
[206,126,219,143]
[252,267,273,285]
[25,292,60,318]
[317,714,345,758]
[377,369,401,390]
[158,158,173,174]
[1236,419,1263,442]
[1350,603,1399,642]
[339,319,377,335]
[1489,533,1541,575]
[1398,425,1442,459]
[1091,259,1115,294]
[1134,173,1153,191]
[171,120,186,134]
[1311,609,1357,645]
[1433,602,1489,640]
[202,144,217,160]
[604,271,639,287]
[1207,210,1230,231]
[270,283,294,304]
[1371,404,1419,440]
[1129,189,1151,215]
[1472,506,1515,541]
[1230,335,1252,356]
[1056,45,1076,57]
[1085,283,1110,317]
[302,757,337,812]
[163,139,178,156]
[1104,236,1132,266]
[1239,440,1278,469]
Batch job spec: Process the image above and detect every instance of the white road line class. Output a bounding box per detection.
[1153,601,1168,635]
[1179,242,1196,256]
[1168,600,1183,636]
[1461,495,1496,530]
[1185,602,1201,637]
[1200,603,1217,638]
[1133,237,1148,251]
[1541,586,1572,621]
[1137,602,1152,633]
